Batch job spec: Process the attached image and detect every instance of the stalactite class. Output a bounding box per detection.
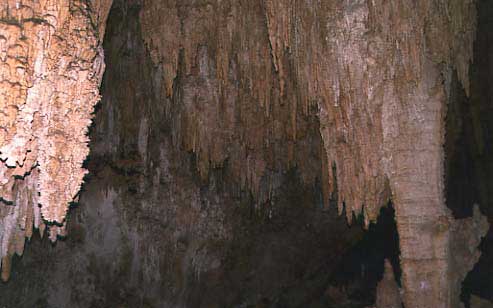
[0,1,487,306]
[139,0,323,206]
[0,0,112,280]
[137,1,488,307]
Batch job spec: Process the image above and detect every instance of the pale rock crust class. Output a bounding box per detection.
[0,0,112,280]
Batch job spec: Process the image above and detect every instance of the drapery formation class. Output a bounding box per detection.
[138,2,487,305]
[0,1,488,307]
[0,0,111,280]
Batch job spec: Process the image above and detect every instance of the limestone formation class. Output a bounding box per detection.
[376,259,402,308]
[0,0,111,280]
[375,206,488,308]
[451,205,490,308]
[138,1,487,307]
[0,1,489,307]
[139,0,325,205]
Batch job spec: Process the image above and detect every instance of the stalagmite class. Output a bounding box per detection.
[450,205,489,308]
[376,259,402,308]
[0,0,112,280]
[138,1,489,307]
[0,1,488,307]
[138,2,488,306]
[264,1,488,307]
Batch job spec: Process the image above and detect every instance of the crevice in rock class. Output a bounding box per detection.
[444,0,493,304]
[326,203,401,307]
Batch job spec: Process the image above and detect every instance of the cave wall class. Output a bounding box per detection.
[0,2,362,307]
[0,0,489,307]
[445,0,493,301]
[135,1,488,307]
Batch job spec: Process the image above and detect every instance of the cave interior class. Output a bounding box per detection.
[0,0,492,308]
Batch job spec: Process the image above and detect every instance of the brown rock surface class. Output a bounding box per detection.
[137,1,487,307]
[0,1,489,307]
[376,259,402,308]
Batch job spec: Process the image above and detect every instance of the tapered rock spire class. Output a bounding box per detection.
[376,259,402,308]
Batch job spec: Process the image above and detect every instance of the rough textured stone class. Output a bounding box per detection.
[0,0,489,307]
[0,3,363,307]
[0,0,112,280]
[451,205,490,308]
[139,0,325,205]
[137,1,487,307]
[444,0,493,300]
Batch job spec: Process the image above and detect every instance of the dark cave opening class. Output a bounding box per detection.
[326,203,401,307]
[444,0,493,303]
